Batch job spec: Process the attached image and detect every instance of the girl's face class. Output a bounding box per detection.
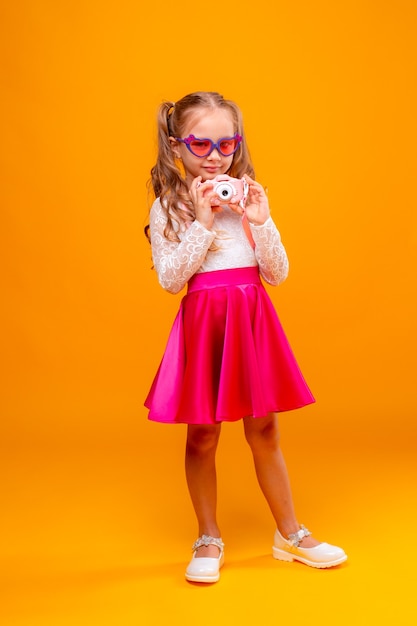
[171,108,236,186]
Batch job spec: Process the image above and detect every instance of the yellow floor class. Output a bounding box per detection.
[1,413,416,626]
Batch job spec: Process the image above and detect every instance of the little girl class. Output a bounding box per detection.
[145,91,347,583]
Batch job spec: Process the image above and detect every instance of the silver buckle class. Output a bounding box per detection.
[287,525,311,547]
[192,535,224,552]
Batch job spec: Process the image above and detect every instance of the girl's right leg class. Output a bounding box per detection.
[185,423,222,557]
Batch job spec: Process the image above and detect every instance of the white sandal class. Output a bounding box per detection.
[185,535,225,583]
[272,525,347,568]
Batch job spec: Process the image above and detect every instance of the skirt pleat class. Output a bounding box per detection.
[145,267,315,424]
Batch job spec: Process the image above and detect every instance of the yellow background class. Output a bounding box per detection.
[1,1,416,624]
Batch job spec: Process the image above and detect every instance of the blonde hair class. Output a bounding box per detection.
[147,91,255,242]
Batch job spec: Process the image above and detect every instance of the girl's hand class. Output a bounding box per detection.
[242,174,270,225]
[189,177,219,230]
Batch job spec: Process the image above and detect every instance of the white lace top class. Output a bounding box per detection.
[149,198,289,294]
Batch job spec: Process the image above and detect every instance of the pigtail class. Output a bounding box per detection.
[151,102,176,198]
[148,101,194,242]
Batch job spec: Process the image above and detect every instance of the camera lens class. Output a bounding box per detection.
[215,182,234,201]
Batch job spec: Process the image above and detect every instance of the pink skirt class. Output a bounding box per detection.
[145,267,315,424]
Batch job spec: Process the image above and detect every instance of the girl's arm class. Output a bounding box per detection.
[242,176,289,286]
[149,199,216,294]
[250,217,289,286]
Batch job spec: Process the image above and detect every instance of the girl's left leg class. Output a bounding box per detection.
[243,413,319,548]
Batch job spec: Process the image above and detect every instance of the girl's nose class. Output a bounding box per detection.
[207,148,221,160]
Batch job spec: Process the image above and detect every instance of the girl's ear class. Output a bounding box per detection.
[169,137,181,160]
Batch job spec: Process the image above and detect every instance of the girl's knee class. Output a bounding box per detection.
[244,414,280,451]
[186,424,221,454]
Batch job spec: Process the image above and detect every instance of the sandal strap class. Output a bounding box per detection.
[287,525,311,547]
[192,535,224,552]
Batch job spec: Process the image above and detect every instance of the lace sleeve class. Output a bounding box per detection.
[150,200,216,294]
[250,217,290,285]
